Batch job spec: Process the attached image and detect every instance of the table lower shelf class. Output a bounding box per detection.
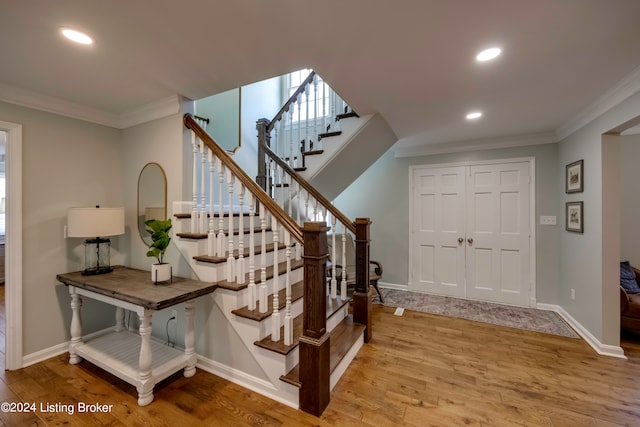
[74,330,188,388]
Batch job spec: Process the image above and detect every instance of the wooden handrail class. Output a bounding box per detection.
[257,119,356,235]
[184,113,304,243]
[267,71,317,134]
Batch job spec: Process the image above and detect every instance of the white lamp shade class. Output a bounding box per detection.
[144,207,165,222]
[67,207,125,238]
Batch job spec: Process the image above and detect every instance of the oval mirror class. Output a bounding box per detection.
[137,162,167,245]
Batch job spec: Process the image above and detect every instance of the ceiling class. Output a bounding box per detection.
[2,0,640,151]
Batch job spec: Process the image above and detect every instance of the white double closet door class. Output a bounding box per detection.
[410,159,533,307]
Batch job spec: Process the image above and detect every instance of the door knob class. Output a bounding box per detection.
[458,237,464,244]
[467,238,474,244]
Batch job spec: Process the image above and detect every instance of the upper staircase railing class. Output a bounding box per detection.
[257,70,363,302]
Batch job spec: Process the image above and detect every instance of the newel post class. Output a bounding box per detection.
[353,217,372,342]
[256,118,271,193]
[299,221,330,416]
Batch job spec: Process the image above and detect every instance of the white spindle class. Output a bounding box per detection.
[226,170,235,282]
[200,140,207,234]
[248,194,256,310]
[313,74,320,150]
[322,80,328,134]
[271,219,280,341]
[207,151,216,256]
[341,228,347,300]
[237,184,245,283]
[259,204,268,313]
[284,231,293,345]
[217,159,225,257]
[304,83,310,153]
[296,93,302,165]
[288,107,295,168]
[191,132,199,233]
[331,216,337,299]
[295,182,302,260]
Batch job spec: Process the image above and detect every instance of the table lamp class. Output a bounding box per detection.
[67,206,125,275]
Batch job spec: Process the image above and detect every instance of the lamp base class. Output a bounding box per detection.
[81,266,114,276]
[83,237,113,276]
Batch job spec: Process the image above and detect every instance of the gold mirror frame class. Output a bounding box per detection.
[137,162,167,245]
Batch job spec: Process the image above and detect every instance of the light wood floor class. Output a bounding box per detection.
[1,303,640,426]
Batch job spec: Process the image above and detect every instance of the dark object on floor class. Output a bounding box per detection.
[327,233,383,302]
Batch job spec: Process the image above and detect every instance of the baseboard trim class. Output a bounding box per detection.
[378,281,408,291]
[537,303,626,359]
[22,327,114,368]
[196,355,299,409]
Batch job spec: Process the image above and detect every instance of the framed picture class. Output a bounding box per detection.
[566,201,583,233]
[566,160,583,193]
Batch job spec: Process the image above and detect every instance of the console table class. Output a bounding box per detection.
[56,266,217,406]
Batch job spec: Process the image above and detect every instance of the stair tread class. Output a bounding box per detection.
[318,131,342,139]
[174,212,250,219]
[253,294,350,355]
[177,225,271,240]
[194,242,287,264]
[302,150,324,156]
[216,258,304,291]
[336,111,359,120]
[279,315,366,388]
[293,167,307,172]
[232,280,304,321]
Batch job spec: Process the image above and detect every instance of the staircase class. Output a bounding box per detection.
[172,113,375,416]
[257,70,397,201]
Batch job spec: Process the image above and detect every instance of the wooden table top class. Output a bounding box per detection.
[56,266,218,310]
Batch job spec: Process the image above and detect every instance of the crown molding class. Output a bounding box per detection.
[0,83,180,129]
[393,132,557,158]
[556,65,640,141]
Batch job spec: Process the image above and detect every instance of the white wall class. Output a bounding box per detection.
[0,101,123,356]
[333,142,560,304]
[620,133,640,266]
[558,90,640,346]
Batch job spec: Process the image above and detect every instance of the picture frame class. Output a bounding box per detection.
[566,159,583,193]
[566,201,584,233]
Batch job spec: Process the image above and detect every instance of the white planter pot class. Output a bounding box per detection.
[151,263,172,283]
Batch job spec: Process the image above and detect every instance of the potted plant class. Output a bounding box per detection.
[144,218,172,282]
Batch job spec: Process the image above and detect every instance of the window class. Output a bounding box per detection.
[284,69,330,123]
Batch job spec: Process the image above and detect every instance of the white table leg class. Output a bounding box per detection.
[137,310,154,406]
[69,289,83,364]
[115,307,125,332]
[184,300,196,378]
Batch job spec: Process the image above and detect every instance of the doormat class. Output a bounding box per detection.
[376,288,579,338]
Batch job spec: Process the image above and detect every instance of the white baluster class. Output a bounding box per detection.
[207,151,216,256]
[217,159,225,257]
[304,83,310,153]
[313,74,321,150]
[341,228,347,300]
[191,132,199,233]
[331,216,337,299]
[295,181,302,260]
[258,204,268,313]
[248,194,256,310]
[200,139,207,234]
[236,184,245,283]
[271,219,280,341]
[284,231,293,345]
[296,93,302,166]
[226,169,235,282]
[322,80,328,135]
[288,107,295,169]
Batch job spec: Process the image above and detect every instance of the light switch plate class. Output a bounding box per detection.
[540,216,556,225]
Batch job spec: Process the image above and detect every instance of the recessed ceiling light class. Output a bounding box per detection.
[476,47,501,62]
[61,28,94,45]
[466,111,483,120]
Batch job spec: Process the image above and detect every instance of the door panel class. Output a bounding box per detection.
[411,166,466,296]
[466,162,530,306]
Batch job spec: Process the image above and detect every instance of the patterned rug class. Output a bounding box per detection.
[376,288,579,338]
